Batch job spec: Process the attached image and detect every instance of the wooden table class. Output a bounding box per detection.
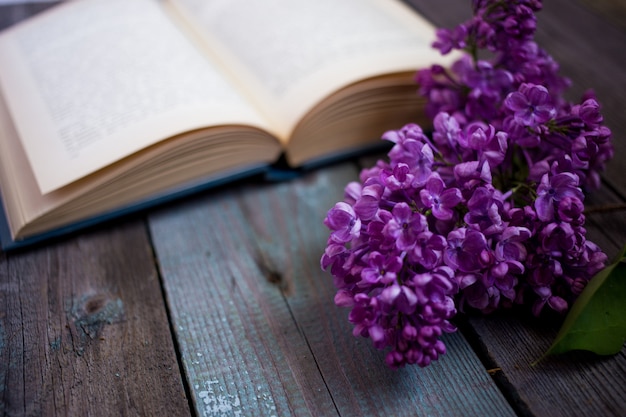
[1,1,625,416]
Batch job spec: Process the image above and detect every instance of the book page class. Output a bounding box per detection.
[167,0,444,134]
[0,0,273,194]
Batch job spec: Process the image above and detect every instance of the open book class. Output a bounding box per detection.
[0,0,451,250]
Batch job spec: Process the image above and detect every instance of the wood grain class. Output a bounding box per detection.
[0,221,189,416]
[577,0,626,30]
[149,164,516,417]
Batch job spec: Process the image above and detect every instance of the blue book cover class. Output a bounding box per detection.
[0,164,268,251]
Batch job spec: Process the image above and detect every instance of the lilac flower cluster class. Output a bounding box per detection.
[321,0,613,369]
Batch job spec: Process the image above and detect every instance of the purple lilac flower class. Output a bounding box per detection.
[433,25,467,54]
[432,112,462,157]
[410,231,447,270]
[464,186,506,235]
[420,175,462,220]
[444,228,490,273]
[321,0,612,369]
[495,226,531,266]
[504,83,555,127]
[384,202,427,250]
[384,163,414,191]
[454,160,492,190]
[557,196,584,225]
[353,183,383,221]
[463,123,508,168]
[361,252,402,286]
[324,202,361,243]
[534,172,584,222]
[464,61,514,94]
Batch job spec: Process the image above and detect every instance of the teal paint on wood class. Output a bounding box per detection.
[151,168,353,417]
[150,163,516,417]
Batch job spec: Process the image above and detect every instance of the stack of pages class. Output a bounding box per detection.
[0,0,450,249]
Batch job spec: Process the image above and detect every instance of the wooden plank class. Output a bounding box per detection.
[150,196,338,416]
[404,0,472,28]
[149,163,516,417]
[577,0,626,30]
[0,221,190,416]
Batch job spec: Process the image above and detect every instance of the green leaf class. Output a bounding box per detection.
[538,244,626,362]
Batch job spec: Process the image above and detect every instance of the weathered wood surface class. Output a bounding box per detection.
[1,1,625,416]
[149,165,515,417]
[0,221,190,416]
[579,0,626,30]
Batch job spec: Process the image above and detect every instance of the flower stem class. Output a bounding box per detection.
[584,202,626,215]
